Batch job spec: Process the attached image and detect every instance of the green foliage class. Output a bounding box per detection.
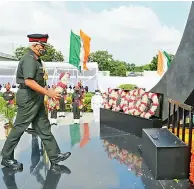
[0,97,16,122]
[14,44,64,62]
[118,84,137,90]
[88,50,174,75]
[61,93,94,112]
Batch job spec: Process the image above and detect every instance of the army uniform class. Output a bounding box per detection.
[50,107,58,125]
[72,88,82,124]
[3,90,15,106]
[1,34,71,169]
[58,89,67,118]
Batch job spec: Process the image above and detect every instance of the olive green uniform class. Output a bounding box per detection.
[72,91,82,120]
[3,91,15,104]
[1,49,60,160]
[58,89,67,117]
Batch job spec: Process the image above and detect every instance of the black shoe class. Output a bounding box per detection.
[1,158,23,170]
[50,152,71,164]
[50,164,71,174]
[2,166,23,175]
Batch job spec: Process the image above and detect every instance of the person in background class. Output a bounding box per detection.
[91,90,103,122]
[3,83,15,106]
[58,86,67,118]
[72,85,82,124]
[85,86,88,93]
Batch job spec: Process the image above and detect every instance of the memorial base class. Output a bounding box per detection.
[142,128,189,180]
[100,108,162,137]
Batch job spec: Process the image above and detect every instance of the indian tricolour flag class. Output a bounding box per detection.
[69,30,91,71]
[157,50,172,77]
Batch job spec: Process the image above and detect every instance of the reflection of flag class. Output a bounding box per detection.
[157,50,172,76]
[80,30,91,71]
[70,124,81,147]
[80,123,90,148]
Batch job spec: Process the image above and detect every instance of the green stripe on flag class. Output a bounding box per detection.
[70,124,81,147]
[69,31,81,69]
[163,51,171,68]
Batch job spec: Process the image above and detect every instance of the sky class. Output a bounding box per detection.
[0,1,191,65]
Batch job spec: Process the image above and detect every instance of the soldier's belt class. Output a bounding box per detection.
[19,84,29,89]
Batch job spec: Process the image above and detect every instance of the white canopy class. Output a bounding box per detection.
[0,61,98,91]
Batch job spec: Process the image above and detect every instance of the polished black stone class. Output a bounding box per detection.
[0,122,191,189]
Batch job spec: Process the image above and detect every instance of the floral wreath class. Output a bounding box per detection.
[129,89,149,116]
[140,92,159,119]
[112,89,123,112]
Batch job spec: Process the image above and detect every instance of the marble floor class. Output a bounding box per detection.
[0,113,192,189]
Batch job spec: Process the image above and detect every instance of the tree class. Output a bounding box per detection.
[88,50,113,71]
[109,60,128,77]
[14,44,64,62]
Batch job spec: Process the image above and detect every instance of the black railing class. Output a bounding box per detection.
[167,98,193,152]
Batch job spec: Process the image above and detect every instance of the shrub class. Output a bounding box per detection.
[118,84,137,90]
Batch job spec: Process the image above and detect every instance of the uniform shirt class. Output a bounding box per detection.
[16,49,45,88]
[72,91,82,103]
[3,90,15,105]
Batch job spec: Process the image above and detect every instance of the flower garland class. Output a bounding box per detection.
[108,89,118,109]
[102,88,159,119]
[102,92,111,109]
[190,150,194,183]
[102,140,142,176]
[129,91,149,116]
[140,92,159,119]
[47,72,70,111]
[119,91,128,111]
[112,89,123,112]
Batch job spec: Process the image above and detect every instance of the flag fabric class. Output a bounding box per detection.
[69,30,91,71]
[80,123,90,148]
[70,123,81,147]
[157,50,172,76]
[80,30,91,71]
[69,31,83,70]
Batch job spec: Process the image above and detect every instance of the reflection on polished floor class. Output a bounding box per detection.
[0,122,191,189]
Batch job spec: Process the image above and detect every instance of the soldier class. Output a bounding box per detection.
[58,86,67,118]
[3,83,15,106]
[78,81,84,117]
[1,34,71,169]
[72,85,82,124]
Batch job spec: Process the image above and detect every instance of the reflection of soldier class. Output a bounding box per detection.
[58,88,67,118]
[1,34,71,169]
[72,86,82,124]
[30,134,45,185]
[43,164,71,189]
[3,83,15,106]
[1,167,22,189]
[1,165,71,189]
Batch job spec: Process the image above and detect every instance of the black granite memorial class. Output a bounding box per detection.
[142,128,190,180]
[100,108,162,137]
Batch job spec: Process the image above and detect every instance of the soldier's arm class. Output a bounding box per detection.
[22,56,47,95]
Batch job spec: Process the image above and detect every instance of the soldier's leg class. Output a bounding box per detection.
[72,103,76,119]
[1,102,39,168]
[32,107,71,163]
[1,108,37,159]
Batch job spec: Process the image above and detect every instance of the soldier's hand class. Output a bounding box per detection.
[46,89,61,99]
